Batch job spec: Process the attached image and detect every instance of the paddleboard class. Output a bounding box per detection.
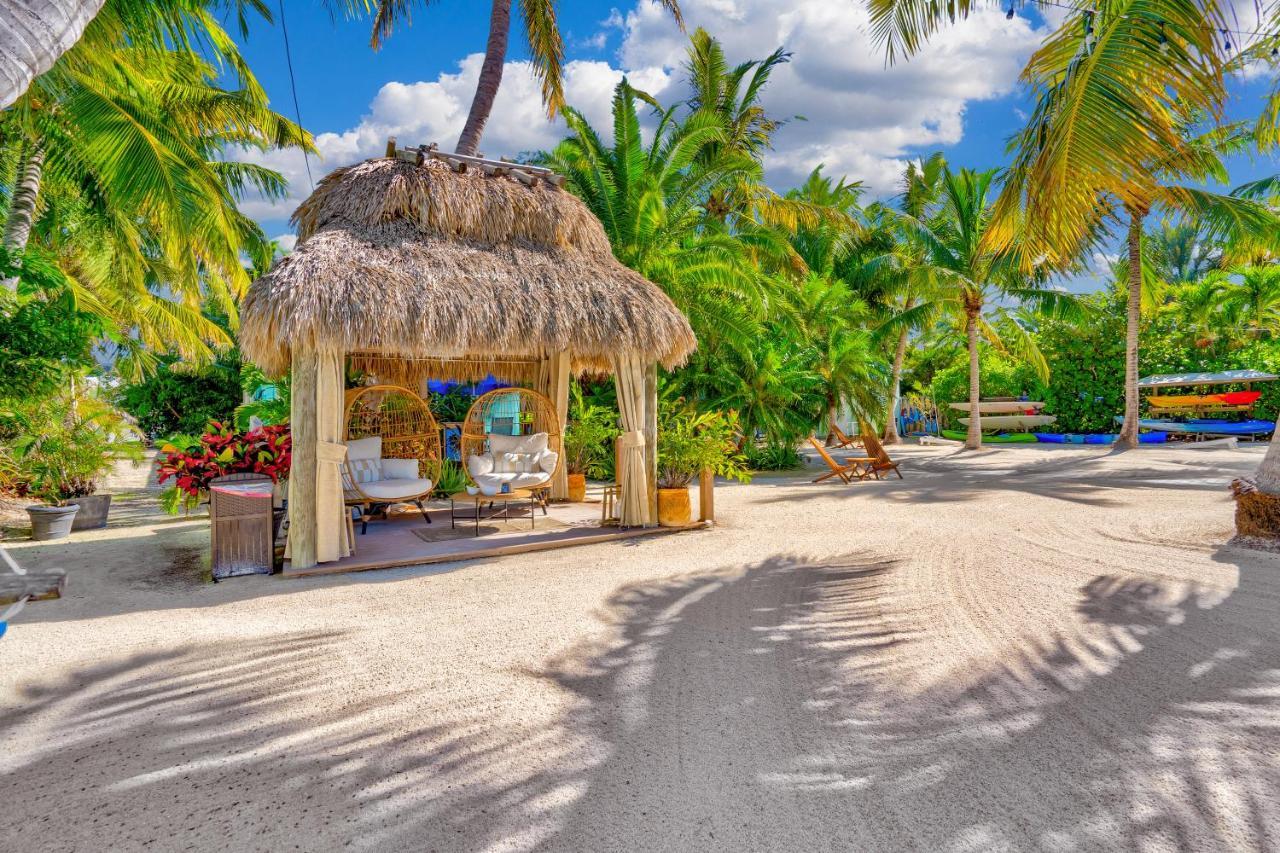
[958,415,1057,430]
[941,429,1038,443]
[948,401,1046,414]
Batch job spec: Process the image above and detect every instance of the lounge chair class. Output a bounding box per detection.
[808,437,875,484]
[828,421,861,449]
[858,428,904,479]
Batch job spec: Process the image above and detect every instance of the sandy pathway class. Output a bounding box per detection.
[2,443,1278,852]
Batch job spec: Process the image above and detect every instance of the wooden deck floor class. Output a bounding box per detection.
[283,500,703,578]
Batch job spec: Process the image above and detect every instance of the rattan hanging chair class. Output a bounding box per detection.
[342,385,442,518]
[460,388,563,496]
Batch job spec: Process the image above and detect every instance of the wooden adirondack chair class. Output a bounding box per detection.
[808,437,875,484]
[828,421,861,449]
[858,428,904,480]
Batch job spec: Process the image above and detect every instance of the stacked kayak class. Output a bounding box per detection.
[1115,417,1275,437]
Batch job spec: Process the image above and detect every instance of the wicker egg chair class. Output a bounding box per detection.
[343,385,443,526]
[460,388,563,503]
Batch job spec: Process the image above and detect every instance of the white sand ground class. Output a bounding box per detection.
[2,443,1279,852]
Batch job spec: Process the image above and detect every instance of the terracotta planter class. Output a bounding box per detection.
[566,473,587,502]
[657,487,691,527]
[27,504,79,541]
[70,493,112,530]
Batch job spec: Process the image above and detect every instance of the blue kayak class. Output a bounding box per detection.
[1037,432,1169,444]
[1112,417,1275,436]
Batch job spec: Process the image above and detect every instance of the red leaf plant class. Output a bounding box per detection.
[156,421,291,511]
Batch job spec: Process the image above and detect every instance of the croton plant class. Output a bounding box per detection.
[156,422,290,513]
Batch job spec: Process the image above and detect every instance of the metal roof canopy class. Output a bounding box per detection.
[1138,369,1279,388]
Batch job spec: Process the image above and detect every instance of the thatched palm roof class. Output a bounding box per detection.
[240,157,696,380]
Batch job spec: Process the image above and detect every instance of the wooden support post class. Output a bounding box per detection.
[644,362,658,526]
[289,347,318,570]
[549,351,571,501]
[699,467,715,524]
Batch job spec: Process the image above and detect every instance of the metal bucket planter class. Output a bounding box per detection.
[27,504,80,541]
[70,494,112,530]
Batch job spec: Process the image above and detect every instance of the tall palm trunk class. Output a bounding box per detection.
[1117,208,1145,448]
[2,142,44,291]
[455,0,511,157]
[882,300,914,445]
[965,303,982,450]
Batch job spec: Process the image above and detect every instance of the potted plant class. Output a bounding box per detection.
[656,400,750,527]
[9,383,144,539]
[563,385,619,502]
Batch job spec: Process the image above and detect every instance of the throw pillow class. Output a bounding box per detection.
[343,457,382,490]
[468,453,495,477]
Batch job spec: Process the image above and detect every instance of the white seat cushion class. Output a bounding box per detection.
[473,471,551,496]
[355,478,433,500]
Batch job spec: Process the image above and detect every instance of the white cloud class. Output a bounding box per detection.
[272,233,297,254]
[235,0,1049,221]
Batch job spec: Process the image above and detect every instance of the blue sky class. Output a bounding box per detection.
[228,0,1278,289]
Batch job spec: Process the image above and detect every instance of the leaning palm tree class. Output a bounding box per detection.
[3,0,310,365]
[347,0,682,156]
[0,0,106,108]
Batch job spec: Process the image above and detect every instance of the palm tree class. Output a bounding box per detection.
[351,0,682,156]
[895,167,1075,449]
[866,153,947,443]
[539,79,767,350]
[2,0,311,365]
[1215,266,1280,339]
[0,0,105,108]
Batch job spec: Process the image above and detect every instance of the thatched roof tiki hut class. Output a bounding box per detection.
[240,143,697,571]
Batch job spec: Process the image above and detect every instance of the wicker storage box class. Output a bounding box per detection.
[209,474,275,578]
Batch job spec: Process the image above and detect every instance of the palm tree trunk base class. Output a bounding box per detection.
[1231,477,1280,541]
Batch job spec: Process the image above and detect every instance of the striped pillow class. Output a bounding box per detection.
[343,457,382,490]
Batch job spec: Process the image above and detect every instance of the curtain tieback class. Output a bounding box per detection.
[317,441,347,465]
[618,430,646,449]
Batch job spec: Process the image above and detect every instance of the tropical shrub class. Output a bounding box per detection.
[0,247,100,401]
[929,352,1044,430]
[564,385,621,478]
[428,386,475,423]
[744,441,805,471]
[3,381,143,503]
[235,363,290,429]
[156,422,291,514]
[118,353,243,439]
[656,400,752,489]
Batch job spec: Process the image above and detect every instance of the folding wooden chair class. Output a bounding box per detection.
[828,421,861,449]
[858,428,904,479]
[808,437,875,484]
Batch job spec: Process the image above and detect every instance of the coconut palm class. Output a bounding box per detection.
[347,0,682,156]
[893,167,1078,449]
[1213,266,1280,339]
[2,0,310,366]
[860,153,947,443]
[0,0,106,108]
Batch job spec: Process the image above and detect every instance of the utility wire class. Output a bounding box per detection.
[277,0,314,193]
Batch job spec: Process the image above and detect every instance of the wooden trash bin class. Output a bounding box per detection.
[209,474,275,579]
